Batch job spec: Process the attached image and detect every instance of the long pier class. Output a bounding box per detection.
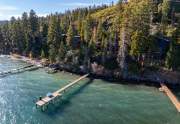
[0,65,40,77]
[36,74,89,110]
[159,83,180,113]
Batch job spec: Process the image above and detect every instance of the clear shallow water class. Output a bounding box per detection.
[0,56,179,124]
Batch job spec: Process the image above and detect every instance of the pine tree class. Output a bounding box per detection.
[80,21,85,42]
[165,27,180,70]
[48,16,61,62]
[66,23,74,47]
[29,10,38,33]
[21,12,30,55]
[40,22,48,57]
[84,13,92,44]
[29,10,42,57]
[97,20,103,44]
[41,49,46,58]
[130,31,147,57]
[57,41,66,62]
[10,18,26,54]
[49,44,56,63]
[0,28,4,53]
[22,12,28,29]
[161,0,171,26]
[77,11,82,34]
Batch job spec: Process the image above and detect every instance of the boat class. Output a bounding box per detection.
[47,68,58,74]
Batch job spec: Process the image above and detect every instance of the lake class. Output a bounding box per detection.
[0,56,179,124]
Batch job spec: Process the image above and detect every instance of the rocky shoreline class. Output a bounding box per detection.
[55,63,180,88]
[9,54,180,88]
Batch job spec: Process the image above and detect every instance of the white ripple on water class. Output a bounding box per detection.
[0,112,6,124]
[0,96,7,105]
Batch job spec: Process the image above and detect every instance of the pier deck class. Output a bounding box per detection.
[160,83,180,113]
[36,92,62,107]
[36,74,89,108]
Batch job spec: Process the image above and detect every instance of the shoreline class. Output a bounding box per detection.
[9,54,180,89]
[10,54,43,67]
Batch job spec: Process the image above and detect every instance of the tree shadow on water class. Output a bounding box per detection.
[43,78,94,116]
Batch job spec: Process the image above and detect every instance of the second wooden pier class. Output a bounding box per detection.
[159,83,180,113]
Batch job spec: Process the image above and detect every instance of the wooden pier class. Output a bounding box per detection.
[0,65,40,77]
[36,74,89,110]
[159,83,180,113]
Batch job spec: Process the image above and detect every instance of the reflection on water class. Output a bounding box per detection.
[0,56,179,124]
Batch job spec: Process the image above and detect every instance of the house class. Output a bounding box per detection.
[157,37,170,59]
[72,35,81,48]
[61,34,81,49]
[137,36,170,65]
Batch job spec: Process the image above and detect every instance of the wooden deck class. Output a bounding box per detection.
[160,83,180,113]
[36,92,62,107]
[36,74,89,108]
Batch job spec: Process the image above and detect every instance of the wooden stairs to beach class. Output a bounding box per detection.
[36,74,89,110]
[159,83,180,113]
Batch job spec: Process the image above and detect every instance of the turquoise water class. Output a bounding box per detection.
[0,56,179,124]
